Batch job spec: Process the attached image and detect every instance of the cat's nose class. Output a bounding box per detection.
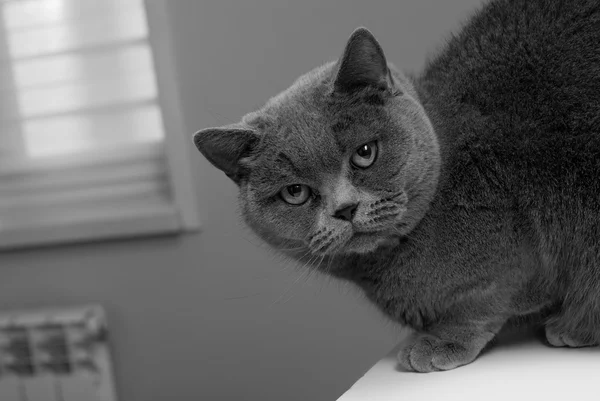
[333,202,358,221]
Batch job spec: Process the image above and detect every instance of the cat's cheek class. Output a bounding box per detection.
[243,200,314,242]
[271,212,315,240]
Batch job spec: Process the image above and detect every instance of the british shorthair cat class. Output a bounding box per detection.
[193,0,600,372]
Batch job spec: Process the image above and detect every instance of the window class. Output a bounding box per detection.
[0,0,199,250]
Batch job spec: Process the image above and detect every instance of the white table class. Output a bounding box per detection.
[337,329,600,401]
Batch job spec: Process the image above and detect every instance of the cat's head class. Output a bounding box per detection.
[194,28,440,262]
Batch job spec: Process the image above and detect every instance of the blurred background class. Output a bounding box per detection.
[0,0,484,400]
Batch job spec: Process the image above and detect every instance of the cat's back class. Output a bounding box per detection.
[418,0,600,210]
[422,0,600,129]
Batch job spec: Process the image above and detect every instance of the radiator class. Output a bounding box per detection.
[0,305,118,401]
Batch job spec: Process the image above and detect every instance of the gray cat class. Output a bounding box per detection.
[193,0,600,372]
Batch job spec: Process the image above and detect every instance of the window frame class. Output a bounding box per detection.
[145,0,200,232]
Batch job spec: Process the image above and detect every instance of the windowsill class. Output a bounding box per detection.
[337,329,600,401]
[0,206,197,251]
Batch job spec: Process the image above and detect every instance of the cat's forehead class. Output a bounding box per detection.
[263,99,381,157]
[263,103,342,176]
[257,66,371,142]
[248,61,388,181]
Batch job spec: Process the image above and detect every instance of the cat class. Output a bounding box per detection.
[193,0,600,372]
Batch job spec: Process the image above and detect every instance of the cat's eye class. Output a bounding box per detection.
[351,141,378,169]
[280,184,311,205]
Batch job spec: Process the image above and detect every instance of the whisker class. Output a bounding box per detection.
[277,246,307,251]
[271,255,318,306]
[270,250,320,306]
[325,255,335,274]
[276,250,312,273]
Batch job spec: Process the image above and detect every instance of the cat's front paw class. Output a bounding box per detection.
[396,333,478,373]
[544,326,598,348]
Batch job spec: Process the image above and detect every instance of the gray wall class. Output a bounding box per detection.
[0,1,483,400]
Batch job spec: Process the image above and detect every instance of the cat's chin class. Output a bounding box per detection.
[340,232,399,255]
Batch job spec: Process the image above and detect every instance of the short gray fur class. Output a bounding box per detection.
[194,0,600,372]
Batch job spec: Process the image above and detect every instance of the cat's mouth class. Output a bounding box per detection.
[305,204,407,256]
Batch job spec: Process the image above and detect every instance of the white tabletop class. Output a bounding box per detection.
[337,329,600,401]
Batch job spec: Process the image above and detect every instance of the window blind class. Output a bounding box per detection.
[0,0,182,249]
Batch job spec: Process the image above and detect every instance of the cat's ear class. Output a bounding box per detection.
[193,124,259,185]
[334,27,397,94]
